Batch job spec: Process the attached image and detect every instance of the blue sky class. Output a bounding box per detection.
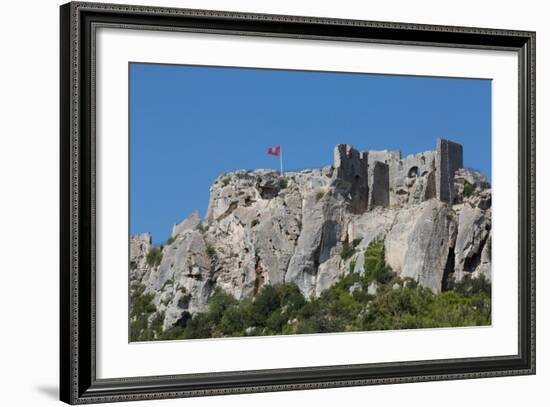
[130,63,491,244]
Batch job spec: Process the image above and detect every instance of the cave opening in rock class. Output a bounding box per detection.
[464,250,482,273]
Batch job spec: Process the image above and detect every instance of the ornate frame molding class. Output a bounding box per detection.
[60,2,535,404]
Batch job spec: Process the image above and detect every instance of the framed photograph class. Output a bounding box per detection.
[60,1,535,404]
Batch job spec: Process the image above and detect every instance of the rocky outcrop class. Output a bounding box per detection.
[454,206,491,281]
[130,143,492,333]
[138,226,213,330]
[401,201,456,292]
[130,233,152,281]
[285,179,348,298]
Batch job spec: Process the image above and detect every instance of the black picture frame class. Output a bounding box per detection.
[60,1,536,404]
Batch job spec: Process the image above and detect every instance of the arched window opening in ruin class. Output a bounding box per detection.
[408,166,419,178]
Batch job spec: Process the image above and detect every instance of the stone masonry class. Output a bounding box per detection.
[334,138,463,210]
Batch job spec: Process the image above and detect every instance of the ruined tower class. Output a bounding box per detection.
[334,138,463,211]
[367,161,389,209]
[435,139,463,204]
[333,144,369,213]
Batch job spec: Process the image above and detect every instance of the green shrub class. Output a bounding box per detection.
[183,313,213,339]
[166,235,177,245]
[130,285,156,317]
[315,191,325,202]
[280,179,288,189]
[217,305,247,336]
[335,270,362,290]
[206,244,216,259]
[251,219,260,227]
[447,273,491,297]
[463,180,475,197]
[265,308,288,333]
[207,288,237,324]
[358,284,490,331]
[150,311,165,336]
[130,315,151,342]
[222,177,231,187]
[277,283,306,311]
[195,223,207,233]
[158,325,186,341]
[363,240,392,284]
[146,247,163,268]
[129,283,159,341]
[250,285,280,324]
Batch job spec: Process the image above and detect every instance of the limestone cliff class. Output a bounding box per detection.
[130,140,491,332]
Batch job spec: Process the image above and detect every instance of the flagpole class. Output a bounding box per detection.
[280,147,283,176]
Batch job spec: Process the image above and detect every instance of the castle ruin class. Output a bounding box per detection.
[334,138,463,212]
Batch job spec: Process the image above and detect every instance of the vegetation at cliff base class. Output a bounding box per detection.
[130,239,491,341]
[363,239,392,284]
[129,283,164,342]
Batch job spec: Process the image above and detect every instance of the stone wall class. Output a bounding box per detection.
[436,139,464,203]
[367,150,401,165]
[334,144,369,213]
[387,150,436,206]
[172,211,200,238]
[334,138,463,210]
[368,161,389,209]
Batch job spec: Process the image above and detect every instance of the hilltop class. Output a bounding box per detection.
[130,139,491,339]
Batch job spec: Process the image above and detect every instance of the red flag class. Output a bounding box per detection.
[267,146,281,156]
